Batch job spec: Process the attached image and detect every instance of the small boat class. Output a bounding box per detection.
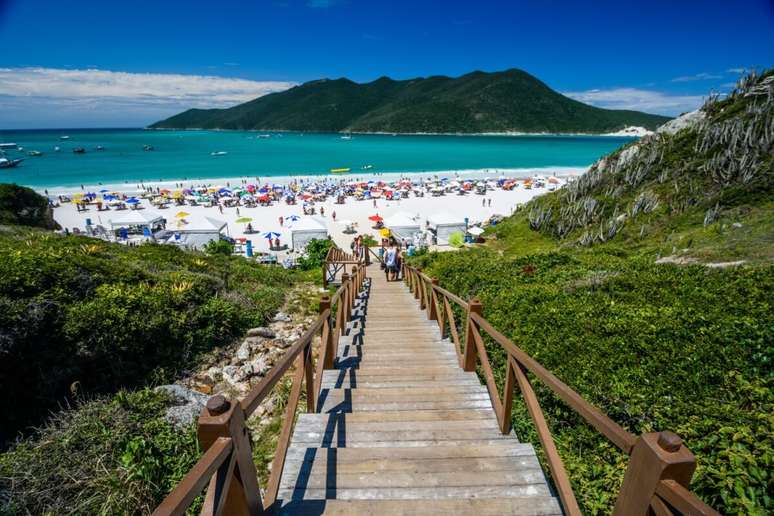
[361,164,374,170]
[73,147,86,154]
[60,136,70,140]
[27,150,43,156]
[0,143,17,150]
[95,145,105,151]
[257,134,271,139]
[340,134,353,140]
[0,157,23,169]
[211,151,228,156]
[143,145,154,151]
[54,146,61,152]
[330,168,351,174]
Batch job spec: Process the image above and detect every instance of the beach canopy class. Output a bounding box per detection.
[290,217,328,250]
[110,210,164,229]
[468,226,485,236]
[178,216,228,233]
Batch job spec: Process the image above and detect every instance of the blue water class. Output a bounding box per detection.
[0,129,634,189]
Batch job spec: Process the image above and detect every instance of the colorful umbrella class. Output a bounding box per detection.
[263,232,281,239]
[368,215,383,222]
[235,217,252,223]
[286,215,300,222]
[175,211,190,218]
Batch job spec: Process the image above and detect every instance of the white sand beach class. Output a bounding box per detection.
[49,172,567,255]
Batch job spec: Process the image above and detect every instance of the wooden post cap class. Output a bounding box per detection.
[657,431,682,452]
[432,278,439,284]
[206,394,230,415]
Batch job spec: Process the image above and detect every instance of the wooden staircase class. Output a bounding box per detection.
[276,267,561,514]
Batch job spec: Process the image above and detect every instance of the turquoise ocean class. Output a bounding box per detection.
[0,129,634,190]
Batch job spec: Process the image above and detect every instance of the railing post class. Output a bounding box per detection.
[417,268,426,309]
[613,431,697,516]
[340,273,351,333]
[428,278,439,321]
[322,262,328,288]
[319,296,334,369]
[350,265,358,308]
[197,395,263,514]
[463,297,482,371]
[413,268,420,300]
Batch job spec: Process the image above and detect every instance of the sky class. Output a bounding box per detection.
[0,0,772,128]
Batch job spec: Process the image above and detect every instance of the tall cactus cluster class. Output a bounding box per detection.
[524,69,774,246]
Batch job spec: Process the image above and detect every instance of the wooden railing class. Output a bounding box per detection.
[154,253,367,516]
[321,246,361,287]
[403,264,720,516]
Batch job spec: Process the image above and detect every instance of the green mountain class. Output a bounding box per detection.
[150,69,670,133]
[407,70,773,514]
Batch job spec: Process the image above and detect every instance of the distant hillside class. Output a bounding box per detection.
[509,69,774,262]
[151,69,670,134]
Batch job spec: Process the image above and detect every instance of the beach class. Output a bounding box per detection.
[50,173,560,254]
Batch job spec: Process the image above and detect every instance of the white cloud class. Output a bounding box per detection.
[671,72,723,82]
[0,67,296,128]
[726,67,747,74]
[563,88,705,116]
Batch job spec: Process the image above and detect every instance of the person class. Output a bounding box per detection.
[279,216,284,227]
[384,240,398,281]
[274,237,281,249]
[236,207,240,216]
[482,198,486,207]
[246,223,253,233]
[218,204,223,214]
[332,210,337,221]
[488,198,492,207]
[320,206,325,217]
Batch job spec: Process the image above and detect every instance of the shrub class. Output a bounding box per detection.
[415,246,773,514]
[0,183,56,229]
[0,229,297,444]
[0,389,200,515]
[297,238,333,270]
[204,238,233,256]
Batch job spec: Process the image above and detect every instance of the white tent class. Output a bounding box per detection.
[290,217,328,250]
[428,211,467,245]
[383,212,421,243]
[176,216,228,234]
[110,210,164,230]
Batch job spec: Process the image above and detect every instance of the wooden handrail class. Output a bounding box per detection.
[153,437,233,516]
[401,264,719,516]
[469,311,637,454]
[155,249,368,515]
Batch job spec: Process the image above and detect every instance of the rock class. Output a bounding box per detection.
[247,327,276,339]
[240,357,269,379]
[236,340,252,362]
[155,384,208,428]
[657,109,706,136]
[273,311,292,322]
[273,338,292,349]
[221,365,241,386]
[732,222,743,228]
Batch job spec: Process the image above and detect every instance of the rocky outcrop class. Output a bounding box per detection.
[155,384,209,427]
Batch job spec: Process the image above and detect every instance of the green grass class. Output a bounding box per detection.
[0,389,201,515]
[0,226,309,445]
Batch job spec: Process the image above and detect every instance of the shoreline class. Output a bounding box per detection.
[36,166,588,196]
[145,126,649,138]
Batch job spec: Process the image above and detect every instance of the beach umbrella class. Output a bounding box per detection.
[175,211,190,218]
[99,189,109,193]
[262,231,281,239]
[235,217,252,223]
[286,215,300,222]
[126,197,140,204]
[368,215,383,222]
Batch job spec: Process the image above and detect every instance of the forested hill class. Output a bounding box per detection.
[150,69,670,134]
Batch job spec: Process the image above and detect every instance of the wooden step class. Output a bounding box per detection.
[276,484,552,502]
[277,497,562,515]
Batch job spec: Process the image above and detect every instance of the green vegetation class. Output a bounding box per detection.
[151,69,669,134]
[409,71,774,514]
[0,184,57,229]
[204,237,235,256]
[296,238,334,270]
[0,226,300,445]
[0,389,200,515]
